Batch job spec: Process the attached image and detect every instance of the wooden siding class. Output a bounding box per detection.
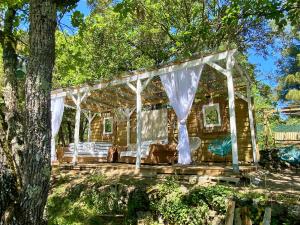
[90,97,253,163]
[90,113,116,143]
[274,132,300,146]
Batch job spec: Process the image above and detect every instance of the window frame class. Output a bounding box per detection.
[103,117,113,134]
[202,103,222,128]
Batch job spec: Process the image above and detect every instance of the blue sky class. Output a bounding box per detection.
[247,48,280,87]
[64,0,280,88]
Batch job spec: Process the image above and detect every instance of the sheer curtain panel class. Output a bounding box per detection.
[51,96,65,161]
[160,65,204,164]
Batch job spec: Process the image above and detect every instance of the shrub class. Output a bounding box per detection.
[83,184,127,215]
[150,178,213,225]
[187,185,233,213]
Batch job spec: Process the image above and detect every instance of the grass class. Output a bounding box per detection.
[47,169,300,225]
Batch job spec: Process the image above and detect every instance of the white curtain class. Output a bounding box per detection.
[160,65,204,164]
[51,96,65,161]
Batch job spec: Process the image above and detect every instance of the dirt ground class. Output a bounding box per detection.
[237,169,300,203]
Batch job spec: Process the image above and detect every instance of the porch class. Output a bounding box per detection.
[56,162,257,179]
[51,49,258,173]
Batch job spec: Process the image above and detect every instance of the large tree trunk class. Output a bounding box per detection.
[0,7,22,223]
[15,1,56,224]
[1,0,59,224]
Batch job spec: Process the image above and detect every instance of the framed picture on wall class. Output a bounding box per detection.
[103,117,113,134]
[202,103,221,128]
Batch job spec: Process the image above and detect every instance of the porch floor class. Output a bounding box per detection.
[54,162,257,178]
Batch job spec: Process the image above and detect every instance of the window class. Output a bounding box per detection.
[103,117,113,134]
[203,103,221,128]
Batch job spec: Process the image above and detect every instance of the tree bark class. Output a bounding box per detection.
[0,7,22,224]
[15,1,56,224]
[1,7,24,180]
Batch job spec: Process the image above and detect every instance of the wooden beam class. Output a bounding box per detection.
[115,87,136,102]
[225,200,235,225]
[83,111,97,142]
[234,208,242,225]
[88,96,116,109]
[73,93,81,165]
[51,50,237,98]
[235,92,248,102]
[226,52,239,173]
[247,83,258,164]
[206,62,228,76]
[127,82,137,93]
[91,89,135,109]
[141,76,153,92]
[136,79,142,169]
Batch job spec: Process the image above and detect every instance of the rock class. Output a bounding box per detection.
[208,210,217,218]
[189,175,198,184]
[179,185,188,193]
[211,215,223,225]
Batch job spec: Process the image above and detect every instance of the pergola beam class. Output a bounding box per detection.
[51,50,237,98]
[88,96,116,109]
[235,92,248,102]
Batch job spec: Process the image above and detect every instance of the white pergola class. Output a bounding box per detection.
[51,49,258,172]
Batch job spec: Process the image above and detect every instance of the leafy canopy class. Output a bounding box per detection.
[54,0,297,87]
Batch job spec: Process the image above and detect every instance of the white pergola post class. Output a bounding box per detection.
[247,83,258,164]
[127,77,152,169]
[226,53,239,173]
[136,78,142,168]
[73,93,81,165]
[84,111,97,142]
[206,50,239,172]
[126,116,131,145]
[71,90,88,165]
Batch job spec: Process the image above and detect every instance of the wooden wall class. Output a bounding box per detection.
[274,132,300,146]
[90,112,116,143]
[90,96,253,163]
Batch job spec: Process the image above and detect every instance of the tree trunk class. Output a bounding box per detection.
[15,1,56,224]
[0,7,22,224]
[1,7,24,180]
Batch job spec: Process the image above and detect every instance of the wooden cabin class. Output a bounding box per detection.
[51,50,258,172]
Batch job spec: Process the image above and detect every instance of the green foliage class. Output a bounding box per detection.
[52,0,298,88]
[126,186,150,224]
[149,178,232,225]
[47,173,125,225]
[277,39,300,103]
[187,185,233,213]
[71,10,84,28]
